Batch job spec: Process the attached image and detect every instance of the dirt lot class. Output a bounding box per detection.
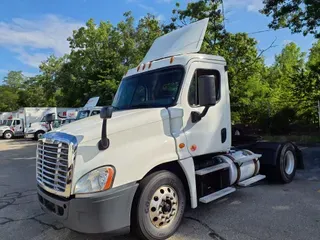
[0,139,319,240]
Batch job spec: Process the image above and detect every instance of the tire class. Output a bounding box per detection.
[34,131,45,141]
[268,143,297,183]
[3,131,13,139]
[132,171,186,240]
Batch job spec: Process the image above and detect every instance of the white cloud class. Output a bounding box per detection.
[0,14,83,68]
[23,71,38,77]
[138,4,155,13]
[224,0,264,13]
[156,14,166,21]
[12,48,49,68]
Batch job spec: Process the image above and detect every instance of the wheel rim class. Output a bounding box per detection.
[5,133,12,138]
[149,185,178,228]
[284,151,295,175]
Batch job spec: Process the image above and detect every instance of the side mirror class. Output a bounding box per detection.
[45,113,55,123]
[98,106,113,150]
[191,75,217,123]
[198,75,216,106]
[100,106,113,119]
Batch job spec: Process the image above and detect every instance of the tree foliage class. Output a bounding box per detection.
[0,1,319,133]
[261,0,320,38]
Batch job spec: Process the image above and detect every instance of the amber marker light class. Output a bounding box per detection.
[179,143,185,149]
[103,167,115,190]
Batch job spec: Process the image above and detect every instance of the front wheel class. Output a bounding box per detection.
[3,131,13,139]
[34,131,45,141]
[132,171,186,240]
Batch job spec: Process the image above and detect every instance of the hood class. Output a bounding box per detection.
[53,108,167,144]
[0,126,10,131]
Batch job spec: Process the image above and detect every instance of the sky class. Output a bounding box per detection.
[0,0,316,83]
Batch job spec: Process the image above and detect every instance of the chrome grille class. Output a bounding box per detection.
[37,141,70,192]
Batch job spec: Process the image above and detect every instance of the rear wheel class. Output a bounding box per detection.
[132,171,186,240]
[267,143,297,183]
[3,131,13,139]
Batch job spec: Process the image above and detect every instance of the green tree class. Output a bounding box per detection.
[291,40,320,123]
[3,71,25,89]
[17,76,54,107]
[0,86,19,112]
[261,0,320,38]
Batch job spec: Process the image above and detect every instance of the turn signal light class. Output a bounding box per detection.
[179,143,185,149]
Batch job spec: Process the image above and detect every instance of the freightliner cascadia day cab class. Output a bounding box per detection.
[36,19,303,240]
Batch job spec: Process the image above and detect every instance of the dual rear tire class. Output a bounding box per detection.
[266,143,297,183]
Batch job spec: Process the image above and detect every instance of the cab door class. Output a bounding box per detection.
[13,119,24,136]
[180,61,231,156]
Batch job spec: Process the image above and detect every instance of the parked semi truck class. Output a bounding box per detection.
[36,19,303,240]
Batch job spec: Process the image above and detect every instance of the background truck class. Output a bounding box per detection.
[64,97,101,122]
[0,112,13,125]
[0,107,69,139]
[25,107,72,140]
[36,19,303,240]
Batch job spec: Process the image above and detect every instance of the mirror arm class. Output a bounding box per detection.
[98,119,110,150]
[191,106,210,123]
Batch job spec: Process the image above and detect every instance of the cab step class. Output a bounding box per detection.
[199,187,236,204]
[195,163,229,176]
[238,174,266,187]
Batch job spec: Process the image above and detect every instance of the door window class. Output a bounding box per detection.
[188,69,221,107]
[90,110,100,116]
[14,120,21,126]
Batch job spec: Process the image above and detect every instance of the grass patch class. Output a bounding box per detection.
[262,135,320,144]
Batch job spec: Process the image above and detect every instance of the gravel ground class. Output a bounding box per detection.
[0,139,319,240]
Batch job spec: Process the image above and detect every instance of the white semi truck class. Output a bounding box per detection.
[36,19,303,240]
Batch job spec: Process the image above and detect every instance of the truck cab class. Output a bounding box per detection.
[36,18,302,240]
[0,118,24,139]
[75,106,102,120]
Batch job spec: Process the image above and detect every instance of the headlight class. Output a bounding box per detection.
[74,166,115,194]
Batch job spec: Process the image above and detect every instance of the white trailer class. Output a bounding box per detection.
[36,19,304,240]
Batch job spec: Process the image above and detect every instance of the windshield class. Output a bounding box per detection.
[0,120,7,126]
[5,120,13,126]
[112,67,184,110]
[76,110,90,120]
